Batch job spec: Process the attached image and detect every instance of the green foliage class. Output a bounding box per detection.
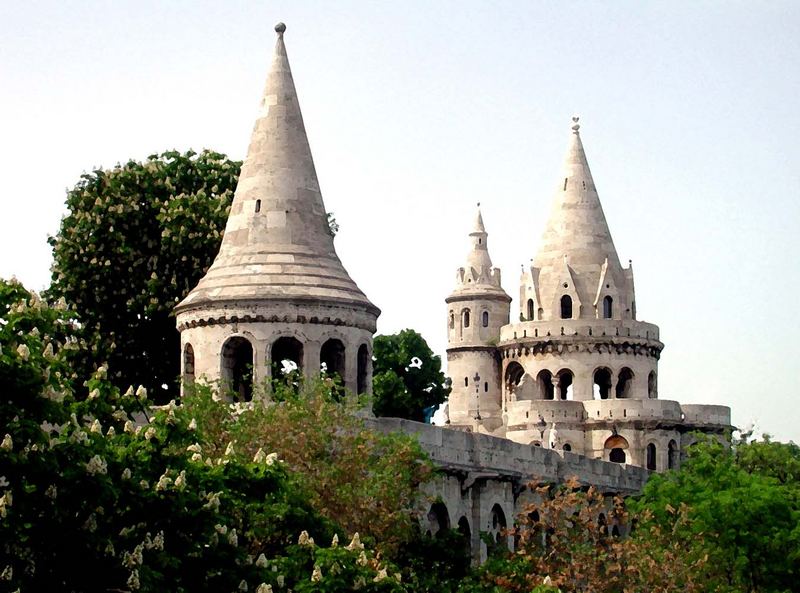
[0,278,410,592]
[372,330,450,422]
[46,150,240,401]
[181,377,435,556]
[631,436,800,593]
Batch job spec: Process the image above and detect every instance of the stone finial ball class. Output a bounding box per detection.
[275,22,286,34]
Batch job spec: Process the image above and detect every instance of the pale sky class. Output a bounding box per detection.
[2,1,798,442]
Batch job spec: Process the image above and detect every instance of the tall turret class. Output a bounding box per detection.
[176,23,379,398]
[499,118,666,463]
[445,204,511,432]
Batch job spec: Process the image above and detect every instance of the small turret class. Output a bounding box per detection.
[445,204,510,433]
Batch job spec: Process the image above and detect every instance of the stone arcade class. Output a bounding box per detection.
[176,25,731,562]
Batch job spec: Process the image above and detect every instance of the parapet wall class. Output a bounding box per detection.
[500,319,661,343]
[369,417,650,494]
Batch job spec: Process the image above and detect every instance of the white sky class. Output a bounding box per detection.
[2,1,798,442]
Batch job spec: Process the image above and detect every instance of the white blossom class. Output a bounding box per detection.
[174,470,186,490]
[298,530,314,546]
[90,419,102,434]
[45,484,57,499]
[255,584,273,593]
[43,342,54,359]
[1,565,11,581]
[224,441,236,457]
[311,565,322,582]
[188,418,198,431]
[88,388,100,400]
[144,426,157,441]
[1,434,12,451]
[331,533,339,547]
[191,452,202,462]
[373,567,388,582]
[346,532,363,551]
[16,344,29,361]
[0,476,8,488]
[228,528,238,547]
[253,448,266,463]
[187,443,202,454]
[135,385,147,401]
[357,550,368,566]
[238,580,248,591]
[155,473,172,491]
[124,421,135,434]
[106,426,116,437]
[266,452,278,466]
[86,455,108,475]
[121,468,132,480]
[127,569,140,590]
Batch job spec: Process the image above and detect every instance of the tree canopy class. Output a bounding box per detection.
[371,330,450,422]
[47,150,240,401]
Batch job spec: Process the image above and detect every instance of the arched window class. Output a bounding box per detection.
[463,309,470,328]
[271,336,303,377]
[427,502,451,538]
[320,338,346,381]
[537,369,554,400]
[563,443,572,452]
[648,371,657,399]
[593,367,612,400]
[357,344,369,394]
[616,368,634,399]
[482,311,489,327]
[556,369,573,400]
[505,362,525,398]
[603,295,613,319]
[668,440,678,469]
[183,343,195,384]
[646,443,657,470]
[449,311,455,330]
[490,504,508,550]
[484,381,488,393]
[527,298,535,320]
[457,516,471,556]
[221,336,254,402]
[604,435,629,464]
[560,295,573,319]
[255,199,261,213]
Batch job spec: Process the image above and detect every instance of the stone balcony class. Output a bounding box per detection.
[499,319,661,344]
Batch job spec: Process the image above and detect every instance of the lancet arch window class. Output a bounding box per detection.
[527,298,535,320]
[668,440,678,469]
[426,502,451,538]
[462,309,470,328]
[560,295,573,319]
[489,504,509,551]
[183,343,195,384]
[648,371,657,399]
[602,295,613,319]
[482,310,489,327]
[449,311,455,330]
[221,336,254,402]
[646,442,657,470]
[505,362,525,398]
[357,344,369,395]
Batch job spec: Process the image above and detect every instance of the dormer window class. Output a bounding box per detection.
[560,295,573,319]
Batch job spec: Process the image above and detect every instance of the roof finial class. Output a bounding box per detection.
[571,115,580,134]
[477,201,481,208]
[275,22,286,35]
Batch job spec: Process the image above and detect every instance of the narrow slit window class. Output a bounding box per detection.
[563,178,568,191]
[255,199,261,213]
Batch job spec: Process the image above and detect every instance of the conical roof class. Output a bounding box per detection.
[532,118,630,318]
[177,24,378,317]
[534,117,622,271]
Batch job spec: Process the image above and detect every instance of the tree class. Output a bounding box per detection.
[47,150,240,401]
[0,277,409,593]
[630,436,800,592]
[372,330,450,422]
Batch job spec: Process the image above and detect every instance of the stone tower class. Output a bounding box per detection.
[175,24,380,399]
[446,205,511,432]
[499,118,668,464]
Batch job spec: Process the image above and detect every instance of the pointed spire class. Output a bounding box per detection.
[466,202,493,271]
[177,24,378,316]
[531,118,632,319]
[535,117,622,270]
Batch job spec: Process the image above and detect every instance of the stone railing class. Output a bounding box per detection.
[369,417,650,494]
[499,319,661,343]
[680,404,732,427]
[583,399,683,422]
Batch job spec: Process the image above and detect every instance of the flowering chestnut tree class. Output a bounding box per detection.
[46,150,240,401]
